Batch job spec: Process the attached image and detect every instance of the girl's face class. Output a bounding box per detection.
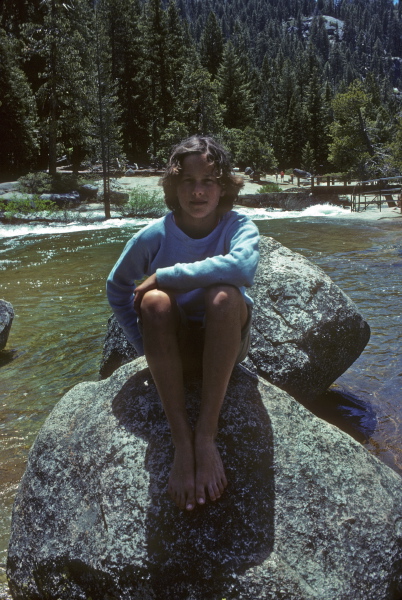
[176,154,224,230]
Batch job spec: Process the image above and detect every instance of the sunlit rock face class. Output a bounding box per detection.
[7,359,402,600]
[100,236,370,403]
[246,236,370,402]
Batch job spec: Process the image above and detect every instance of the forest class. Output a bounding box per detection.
[1,0,402,180]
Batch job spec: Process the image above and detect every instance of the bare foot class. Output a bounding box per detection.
[194,435,228,505]
[168,442,196,511]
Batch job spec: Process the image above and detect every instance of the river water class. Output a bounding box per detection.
[0,201,401,592]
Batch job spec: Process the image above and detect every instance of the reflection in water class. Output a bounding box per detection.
[0,210,401,589]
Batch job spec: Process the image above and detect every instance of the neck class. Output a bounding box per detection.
[174,211,221,239]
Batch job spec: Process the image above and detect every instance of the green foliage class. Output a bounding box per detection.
[217,42,254,130]
[390,115,402,174]
[49,174,81,194]
[175,65,224,136]
[328,79,397,178]
[21,0,98,175]
[17,172,83,194]
[200,12,224,78]
[257,182,282,193]
[2,0,402,179]
[225,127,276,171]
[301,142,317,173]
[117,186,167,218]
[155,121,190,165]
[0,194,58,221]
[18,172,52,194]
[0,28,38,174]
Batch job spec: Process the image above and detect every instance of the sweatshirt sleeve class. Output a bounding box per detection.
[106,232,154,355]
[155,214,259,292]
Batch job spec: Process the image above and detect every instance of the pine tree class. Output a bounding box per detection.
[0,28,38,176]
[22,0,98,175]
[199,11,224,77]
[100,0,147,160]
[217,41,254,130]
[303,68,331,170]
[93,0,125,218]
[328,80,377,177]
[175,62,224,135]
[166,0,196,109]
[140,0,171,159]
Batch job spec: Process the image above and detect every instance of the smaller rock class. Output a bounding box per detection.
[0,299,14,351]
[99,191,129,205]
[78,184,98,202]
[0,182,19,194]
[40,193,81,208]
[100,315,138,379]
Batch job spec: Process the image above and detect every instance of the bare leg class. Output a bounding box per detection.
[194,285,248,505]
[141,290,195,511]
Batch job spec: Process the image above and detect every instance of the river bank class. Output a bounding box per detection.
[1,173,402,227]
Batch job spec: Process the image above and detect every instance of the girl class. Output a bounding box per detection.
[107,135,260,511]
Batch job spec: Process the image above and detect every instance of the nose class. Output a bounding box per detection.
[192,182,204,196]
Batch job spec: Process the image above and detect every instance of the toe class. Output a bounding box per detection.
[185,490,196,511]
[208,482,221,501]
[196,484,206,505]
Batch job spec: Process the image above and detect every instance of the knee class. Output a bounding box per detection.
[140,290,175,323]
[204,285,241,315]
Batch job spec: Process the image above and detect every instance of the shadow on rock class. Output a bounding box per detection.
[112,365,275,598]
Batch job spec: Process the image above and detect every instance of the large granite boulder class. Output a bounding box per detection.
[100,236,370,402]
[0,299,14,351]
[7,359,402,600]
[247,236,370,401]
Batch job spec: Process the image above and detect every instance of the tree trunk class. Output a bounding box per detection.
[358,108,375,157]
[48,0,58,177]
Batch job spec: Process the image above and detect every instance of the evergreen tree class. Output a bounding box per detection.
[217,41,254,130]
[93,0,125,218]
[390,113,402,173]
[301,141,316,173]
[22,0,97,175]
[303,68,331,170]
[100,0,149,160]
[0,28,38,176]
[328,80,383,178]
[2,0,402,174]
[166,0,197,110]
[141,0,170,158]
[199,11,224,77]
[234,127,276,171]
[175,62,224,135]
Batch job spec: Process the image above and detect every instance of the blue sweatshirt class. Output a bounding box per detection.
[107,210,260,355]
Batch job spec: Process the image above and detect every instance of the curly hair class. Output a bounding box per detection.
[161,135,244,213]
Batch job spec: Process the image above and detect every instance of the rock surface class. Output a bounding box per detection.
[247,236,370,401]
[7,359,402,600]
[100,236,370,402]
[0,299,14,351]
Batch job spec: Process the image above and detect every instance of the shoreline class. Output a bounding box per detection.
[1,175,402,229]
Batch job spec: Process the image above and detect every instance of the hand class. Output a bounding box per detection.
[134,273,158,315]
